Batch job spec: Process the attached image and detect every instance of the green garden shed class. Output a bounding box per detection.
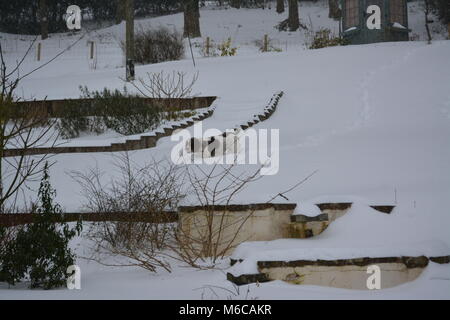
[341,0,410,44]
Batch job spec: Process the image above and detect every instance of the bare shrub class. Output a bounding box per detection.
[131,70,199,100]
[71,153,186,273]
[0,39,61,212]
[73,155,316,272]
[121,25,185,65]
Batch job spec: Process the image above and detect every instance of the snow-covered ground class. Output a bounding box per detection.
[1,0,449,299]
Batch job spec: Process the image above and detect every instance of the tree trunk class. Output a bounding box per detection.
[116,0,125,24]
[39,0,48,40]
[328,0,341,20]
[230,0,241,9]
[125,0,135,80]
[288,0,299,31]
[276,0,285,14]
[424,0,432,44]
[184,0,201,38]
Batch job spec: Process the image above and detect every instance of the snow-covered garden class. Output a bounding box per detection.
[0,0,449,300]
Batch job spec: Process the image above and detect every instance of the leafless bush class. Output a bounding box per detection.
[0,38,61,212]
[73,154,316,272]
[71,153,186,273]
[73,155,265,270]
[121,25,184,65]
[131,70,199,100]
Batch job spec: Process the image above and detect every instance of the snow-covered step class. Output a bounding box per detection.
[186,91,284,156]
[227,241,450,289]
[3,100,218,157]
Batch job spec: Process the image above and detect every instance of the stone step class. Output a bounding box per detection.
[227,255,450,289]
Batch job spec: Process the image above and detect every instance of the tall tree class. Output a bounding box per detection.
[39,0,48,40]
[116,0,125,24]
[424,0,432,44]
[288,0,299,31]
[183,0,201,38]
[276,0,285,14]
[328,0,341,20]
[125,0,135,80]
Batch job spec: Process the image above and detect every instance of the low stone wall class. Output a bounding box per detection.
[317,202,353,221]
[178,203,297,256]
[288,202,353,239]
[257,257,427,290]
[288,203,396,239]
[228,255,450,289]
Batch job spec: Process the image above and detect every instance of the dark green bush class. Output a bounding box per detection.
[121,26,185,65]
[57,86,163,138]
[0,163,82,289]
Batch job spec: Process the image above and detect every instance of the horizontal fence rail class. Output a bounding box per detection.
[0,211,178,227]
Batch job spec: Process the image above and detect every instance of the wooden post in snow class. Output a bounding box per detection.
[125,0,135,81]
[89,41,95,60]
[263,34,269,52]
[206,37,210,56]
[37,42,42,61]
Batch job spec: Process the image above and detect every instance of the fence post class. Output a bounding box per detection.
[206,37,210,56]
[263,34,268,52]
[37,42,42,61]
[89,41,95,59]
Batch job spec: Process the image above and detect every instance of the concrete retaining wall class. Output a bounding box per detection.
[228,255,450,289]
[178,203,296,256]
